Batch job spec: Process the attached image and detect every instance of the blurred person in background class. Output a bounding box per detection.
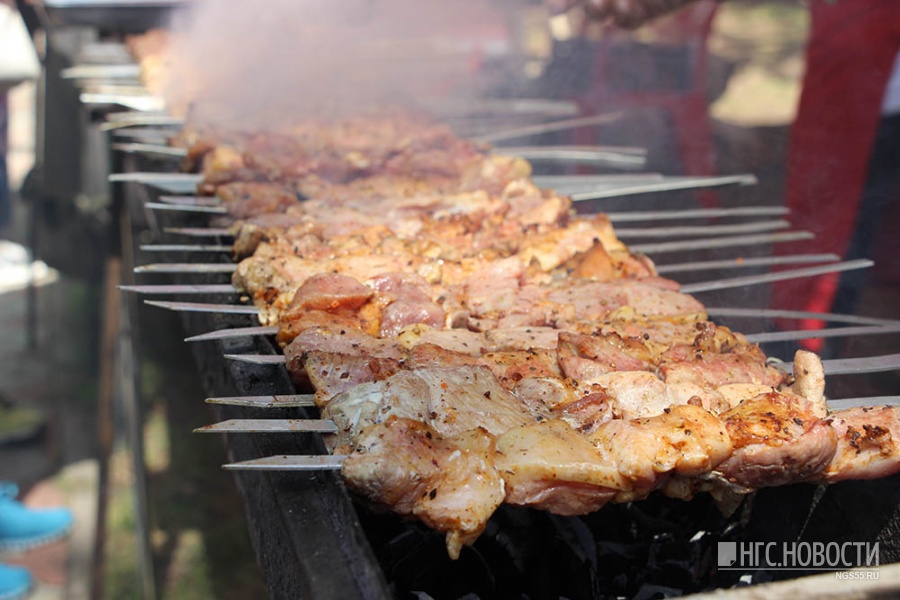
[550,0,900,346]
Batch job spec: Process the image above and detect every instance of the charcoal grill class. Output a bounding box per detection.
[46,12,900,597]
[98,137,900,600]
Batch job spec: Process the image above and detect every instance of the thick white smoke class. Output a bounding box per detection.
[160,0,511,128]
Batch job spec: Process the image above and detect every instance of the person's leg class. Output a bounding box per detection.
[0,483,73,552]
[830,114,900,317]
[771,2,900,336]
[0,562,31,600]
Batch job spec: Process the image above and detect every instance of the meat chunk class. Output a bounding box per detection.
[659,343,787,390]
[323,366,537,452]
[342,418,504,559]
[496,405,732,513]
[557,331,653,381]
[714,392,837,490]
[817,406,900,483]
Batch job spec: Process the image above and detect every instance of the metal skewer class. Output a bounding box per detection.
[570,174,758,201]
[157,196,223,207]
[132,234,816,277]
[471,111,625,143]
[145,202,229,214]
[164,227,233,237]
[120,284,237,295]
[615,219,789,239]
[205,394,315,408]
[206,389,900,438]
[630,231,813,255]
[133,264,237,274]
[112,143,188,158]
[744,323,900,344]
[223,455,346,471]
[706,306,900,326]
[221,351,900,376]
[195,419,337,434]
[139,244,233,252]
[606,206,790,222]
[184,309,900,344]
[144,300,257,315]
[680,259,873,294]
[656,254,840,275]
[186,326,277,342]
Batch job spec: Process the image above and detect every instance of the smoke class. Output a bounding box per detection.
[161,0,510,128]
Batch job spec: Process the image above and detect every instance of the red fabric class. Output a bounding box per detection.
[771,1,900,344]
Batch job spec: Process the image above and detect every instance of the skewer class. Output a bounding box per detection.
[793,353,900,376]
[80,93,165,112]
[133,264,236,273]
[157,196,223,207]
[656,254,840,274]
[139,244,233,252]
[152,215,791,244]
[108,172,202,184]
[680,259,873,294]
[744,323,900,344]
[133,234,815,277]
[140,221,793,252]
[606,206,790,222]
[470,111,625,143]
[205,394,315,408]
[570,174,758,201]
[194,419,338,434]
[184,308,900,344]
[223,455,346,471]
[61,64,142,79]
[116,143,646,167]
[222,351,900,377]
[100,114,185,131]
[828,396,900,410]
[145,202,228,214]
[630,231,813,254]
[497,144,645,157]
[706,306,900,326]
[149,207,791,239]
[203,390,900,438]
[144,300,256,314]
[223,354,285,364]
[119,284,237,295]
[112,143,187,158]
[221,391,900,471]
[615,219,789,239]
[142,261,870,316]
[186,326,277,342]
[164,227,233,237]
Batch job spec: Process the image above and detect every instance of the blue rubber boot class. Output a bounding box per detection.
[0,483,73,553]
[0,563,31,600]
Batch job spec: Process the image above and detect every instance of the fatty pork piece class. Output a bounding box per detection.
[658,333,788,390]
[464,262,706,331]
[496,405,733,513]
[341,417,504,560]
[233,248,432,324]
[817,405,900,483]
[322,365,539,454]
[713,391,837,491]
[275,272,445,345]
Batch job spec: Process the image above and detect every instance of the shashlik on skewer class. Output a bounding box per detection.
[124,114,900,562]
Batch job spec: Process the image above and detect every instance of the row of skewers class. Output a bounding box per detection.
[103,109,900,561]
